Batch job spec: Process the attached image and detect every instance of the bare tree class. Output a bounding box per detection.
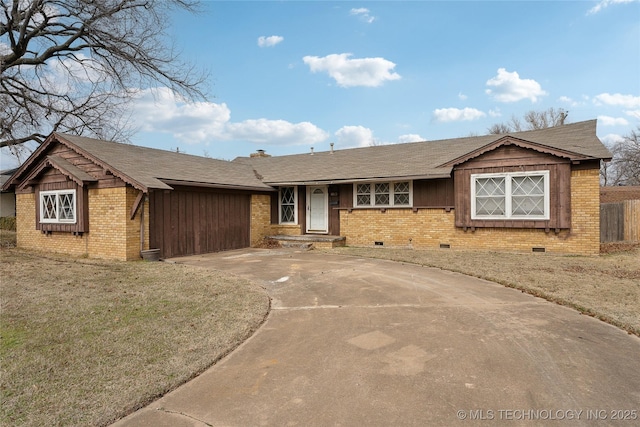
[486,122,512,135]
[487,108,569,134]
[1,0,208,150]
[602,126,640,186]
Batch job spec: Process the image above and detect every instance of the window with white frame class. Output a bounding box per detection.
[354,181,412,207]
[471,171,549,220]
[279,186,297,224]
[40,190,77,224]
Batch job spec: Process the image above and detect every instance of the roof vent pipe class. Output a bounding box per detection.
[330,142,334,154]
[310,147,314,155]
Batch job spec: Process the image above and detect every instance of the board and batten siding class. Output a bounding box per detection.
[32,168,90,233]
[453,145,572,230]
[149,186,252,258]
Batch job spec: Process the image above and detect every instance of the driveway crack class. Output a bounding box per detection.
[156,407,213,426]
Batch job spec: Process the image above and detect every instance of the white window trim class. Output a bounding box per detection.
[278,186,298,224]
[40,189,77,224]
[471,171,550,220]
[353,181,413,207]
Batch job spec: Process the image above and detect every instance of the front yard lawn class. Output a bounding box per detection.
[0,249,269,427]
[2,241,638,426]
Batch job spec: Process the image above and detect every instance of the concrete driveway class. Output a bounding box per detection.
[113,248,640,426]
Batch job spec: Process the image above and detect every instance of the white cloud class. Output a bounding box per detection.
[303,53,401,88]
[40,53,107,94]
[131,87,328,146]
[132,88,231,143]
[558,96,578,106]
[433,107,486,122]
[598,115,629,126]
[587,0,638,15]
[625,110,640,120]
[225,119,328,145]
[594,93,640,108]
[458,92,468,101]
[335,125,375,148]
[485,68,547,103]
[397,134,425,143]
[601,133,625,145]
[350,8,375,23]
[257,35,284,48]
[488,108,502,118]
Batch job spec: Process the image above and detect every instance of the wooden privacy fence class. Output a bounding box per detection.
[600,200,640,243]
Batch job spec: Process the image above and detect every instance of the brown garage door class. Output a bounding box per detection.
[149,186,251,258]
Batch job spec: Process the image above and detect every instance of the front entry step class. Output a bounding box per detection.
[266,235,346,249]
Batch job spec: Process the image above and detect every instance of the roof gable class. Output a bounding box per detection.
[16,156,98,191]
[440,135,592,168]
[3,133,273,193]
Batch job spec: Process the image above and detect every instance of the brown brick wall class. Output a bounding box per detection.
[15,187,149,261]
[340,169,601,255]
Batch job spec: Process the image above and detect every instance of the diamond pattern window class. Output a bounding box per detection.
[375,183,390,205]
[511,175,545,216]
[353,181,412,207]
[40,190,76,224]
[475,177,506,216]
[279,186,297,224]
[356,183,371,206]
[471,172,549,220]
[393,182,411,206]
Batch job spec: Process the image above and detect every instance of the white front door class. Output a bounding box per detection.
[307,186,328,233]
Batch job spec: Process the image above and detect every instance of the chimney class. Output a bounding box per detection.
[310,147,314,155]
[330,142,334,154]
[250,149,271,158]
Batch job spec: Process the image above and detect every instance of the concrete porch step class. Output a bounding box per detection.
[267,234,346,249]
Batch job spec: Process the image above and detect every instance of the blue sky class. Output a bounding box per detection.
[2,0,640,168]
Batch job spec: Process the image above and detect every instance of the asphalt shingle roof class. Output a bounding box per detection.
[2,120,611,193]
[55,133,272,191]
[237,120,611,184]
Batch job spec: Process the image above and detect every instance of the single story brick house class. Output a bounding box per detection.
[2,120,611,260]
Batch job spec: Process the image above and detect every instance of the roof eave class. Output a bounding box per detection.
[157,179,275,192]
[264,171,453,186]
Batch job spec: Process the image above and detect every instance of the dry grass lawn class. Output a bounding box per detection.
[331,244,640,336]
[0,229,16,249]
[1,231,638,426]
[0,248,269,427]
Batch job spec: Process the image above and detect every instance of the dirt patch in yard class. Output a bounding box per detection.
[330,246,640,337]
[0,249,270,427]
